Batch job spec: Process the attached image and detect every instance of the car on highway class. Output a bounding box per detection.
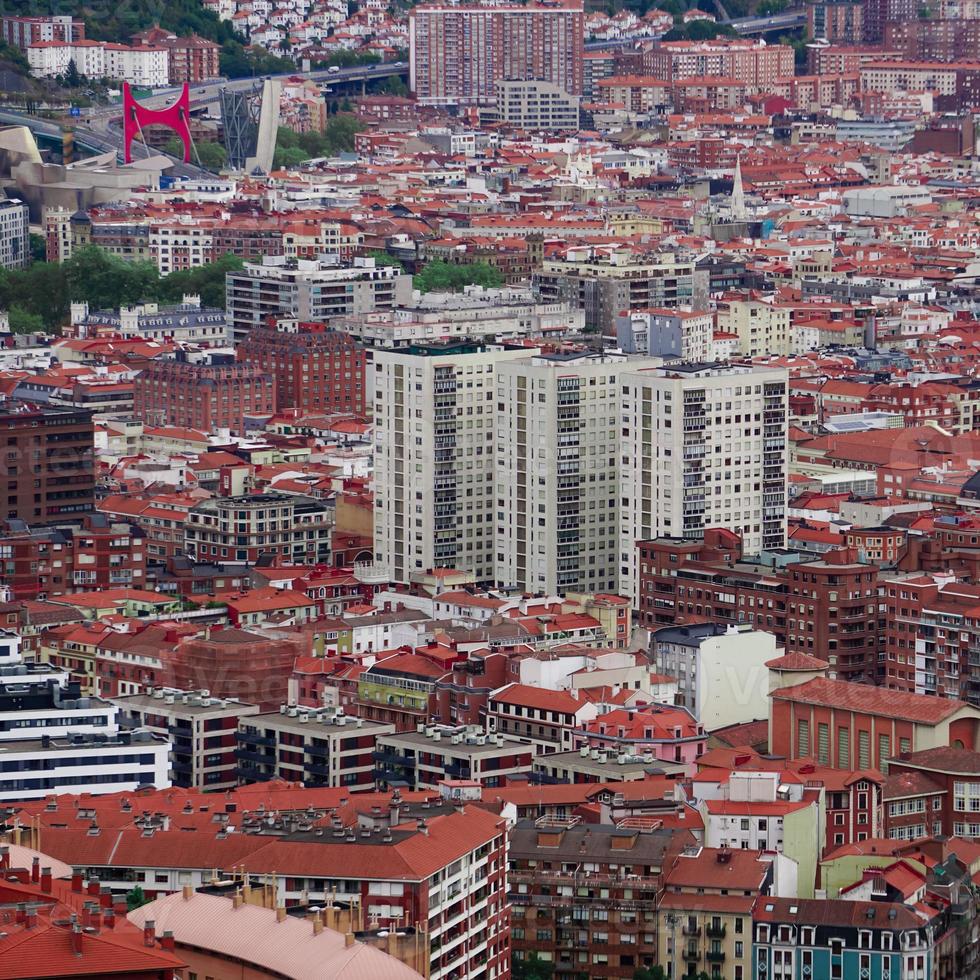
[327,66,341,74]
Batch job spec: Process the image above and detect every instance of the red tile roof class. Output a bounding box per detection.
[771,677,975,725]
[490,683,585,714]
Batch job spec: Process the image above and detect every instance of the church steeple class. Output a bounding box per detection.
[731,154,747,221]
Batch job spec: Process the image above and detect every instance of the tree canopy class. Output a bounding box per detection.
[414,260,503,294]
[0,246,245,331]
[272,117,366,168]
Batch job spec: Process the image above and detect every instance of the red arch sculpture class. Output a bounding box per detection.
[122,81,192,164]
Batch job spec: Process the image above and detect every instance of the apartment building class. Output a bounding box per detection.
[495,351,660,595]
[1,14,83,50]
[226,255,413,344]
[27,39,169,86]
[716,296,792,357]
[619,363,788,605]
[642,38,794,86]
[236,706,394,790]
[652,622,777,731]
[0,196,29,270]
[112,688,259,791]
[373,724,534,790]
[492,79,581,131]
[486,683,597,755]
[373,341,531,583]
[616,308,713,361]
[534,246,696,338]
[134,354,276,433]
[70,298,229,346]
[637,536,884,681]
[0,632,170,801]
[0,401,94,525]
[183,492,333,565]
[509,819,693,978]
[237,321,368,417]
[409,0,584,104]
[130,27,220,84]
[0,513,145,600]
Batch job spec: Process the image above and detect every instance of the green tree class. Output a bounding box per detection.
[414,260,503,294]
[29,233,46,264]
[64,57,81,88]
[273,144,310,169]
[155,253,244,309]
[195,140,228,171]
[367,250,404,270]
[126,886,150,911]
[7,306,45,334]
[65,246,159,312]
[513,953,554,980]
[634,968,668,980]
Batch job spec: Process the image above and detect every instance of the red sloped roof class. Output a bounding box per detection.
[490,683,584,714]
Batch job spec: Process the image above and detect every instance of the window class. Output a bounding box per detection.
[858,730,871,770]
[817,723,829,765]
[798,719,809,757]
[837,727,849,768]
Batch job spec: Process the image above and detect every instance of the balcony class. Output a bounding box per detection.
[706,924,726,939]
[236,731,275,748]
[372,750,413,767]
[683,925,701,937]
[234,748,275,765]
[683,948,700,961]
[706,950,726,963]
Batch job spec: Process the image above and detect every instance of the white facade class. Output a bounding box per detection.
[373,343,533,583]
[653,623,778,731]
[617,309,712,361]
[619,363,788,604]
[495,352,660,594]
[0,632,170,802]
[27,40,168,86]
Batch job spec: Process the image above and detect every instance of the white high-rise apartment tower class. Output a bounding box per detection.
[373,341,534,583]
[619,362,788,604]
[495,351,661,595]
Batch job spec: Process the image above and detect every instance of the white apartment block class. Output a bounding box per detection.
[716,297,791,357]
[28,40,169,86]
[374,341,533,583]
[620,362,789,604]
[495,351,659,595]
[652,622,778,731]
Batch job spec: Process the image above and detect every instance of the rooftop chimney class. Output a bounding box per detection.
[100,886,112,909]
[87,878,100,897]
[143,920,156,947]
[71,923,83,956]
[344,932,355,948]
[30,857,39,884]
[103,906,116,930]
[160,931,175,953]
[182,884,193,901]
[40,867,52,894]
[276,907,287,923]
[71,871,83,893]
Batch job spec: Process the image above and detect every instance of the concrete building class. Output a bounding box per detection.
[534,245,696,338]
[409,0,584,105]
[716,296,792,357]
[1,14,83,50]
[619,363,788,604]
[27,39,169,86]
[130,28,220,84]
[495,350,659,595]
[652,622,778,731]
[226,256,413,344]
[184,492,333,566]
[237,705,395,790]
[492,79,580,131]
[374,723,535,790]
[642,38,794,86]
[616,307,713,361]
[0,632,170,801]
[373,340,531,583]
[0,195,29,270]
[112,688,260,792]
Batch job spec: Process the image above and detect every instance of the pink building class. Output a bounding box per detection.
[575,705,707,767]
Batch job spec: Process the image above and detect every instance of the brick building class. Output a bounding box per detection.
[130,27,220,84]
[769,675,980,771]
[134,354,276,434]
[0,402,94,526]
[237,322,368,417]
[642,39,794,86]
[0,514,145,600]
[637,534,883,681]
[806,0,864,42]
[887,746,980,839]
